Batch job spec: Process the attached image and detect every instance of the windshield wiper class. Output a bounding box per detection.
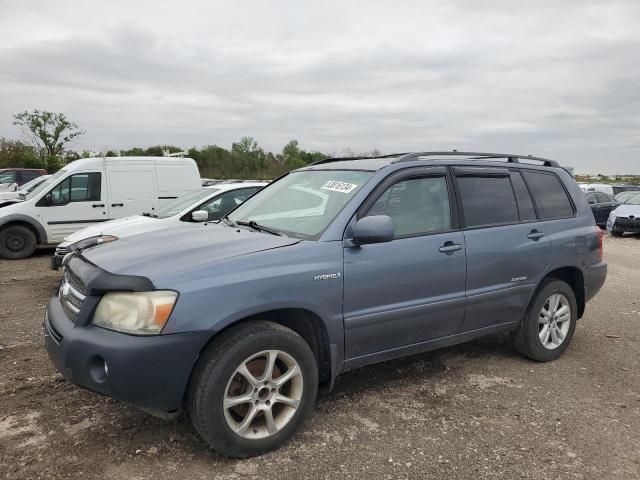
[236,220,283,236]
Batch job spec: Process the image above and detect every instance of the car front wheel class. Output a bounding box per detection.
[188,321,318,457]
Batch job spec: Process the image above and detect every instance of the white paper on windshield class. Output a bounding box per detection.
[321,181,358,194]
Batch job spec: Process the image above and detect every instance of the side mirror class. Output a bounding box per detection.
[191,210,209,222]
[353,215,395,245]
[587,197,596,205]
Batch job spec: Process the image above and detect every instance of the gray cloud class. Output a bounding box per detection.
[0,0,639,173]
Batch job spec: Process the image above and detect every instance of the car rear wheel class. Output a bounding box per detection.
[188,321,318,457]
[512,279,577,362]
[0,225,36,259]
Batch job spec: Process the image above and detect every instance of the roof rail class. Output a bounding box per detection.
[308,152,410,166]
[391,151,559,167]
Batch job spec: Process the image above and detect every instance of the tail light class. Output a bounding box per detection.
[597,228,604,262]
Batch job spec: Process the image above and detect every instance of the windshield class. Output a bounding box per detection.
[27,169,66,199]
[626,193,640,205]
[154,188,219,218]
[228,170,373,239]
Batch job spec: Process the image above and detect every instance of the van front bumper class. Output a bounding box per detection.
[44,297,209,413]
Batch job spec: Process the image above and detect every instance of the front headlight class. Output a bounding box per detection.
[93,291,178,335]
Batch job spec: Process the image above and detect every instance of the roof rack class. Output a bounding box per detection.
[391,151,559,167]
[309,152,410,166]
[309,151,560,168]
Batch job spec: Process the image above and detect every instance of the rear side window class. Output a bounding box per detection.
[457,175,519,227]
[522,171,574,219]
[510,172,537,221]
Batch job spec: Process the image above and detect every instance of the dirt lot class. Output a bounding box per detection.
[1,237,639,480]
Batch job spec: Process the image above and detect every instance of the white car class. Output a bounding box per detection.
[51,182,266,269]
[0,175,51,204]
[606,193,640,237]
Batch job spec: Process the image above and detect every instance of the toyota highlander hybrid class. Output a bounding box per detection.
[44,151,607,457]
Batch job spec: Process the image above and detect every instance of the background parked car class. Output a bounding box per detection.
[51,181,266,268]
[0,168,48,190]
[614,190,640,203]
[607,193,640,236]
[0,174,51,204]
[585,191,618,227]
[0,156,201,259]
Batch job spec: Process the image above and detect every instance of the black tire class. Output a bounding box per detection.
[187,321,318,458]
[0,225,37,260]
[512,279,577,362]
[610,231,623,237]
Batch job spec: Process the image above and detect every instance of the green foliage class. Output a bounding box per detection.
[13,110,84,167]
[0,138,44,169]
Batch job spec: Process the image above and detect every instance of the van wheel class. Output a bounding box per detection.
[0,225,37,259]
[188,321,318,458]
[512,279,577,362]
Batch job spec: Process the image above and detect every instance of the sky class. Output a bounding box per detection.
[0,0,638,174]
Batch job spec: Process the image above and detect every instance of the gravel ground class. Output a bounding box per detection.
[1,236,639,480]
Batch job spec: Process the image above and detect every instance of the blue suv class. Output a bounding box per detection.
[44,152,607,457]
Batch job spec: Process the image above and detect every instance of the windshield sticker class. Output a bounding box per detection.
[321,181,359,194]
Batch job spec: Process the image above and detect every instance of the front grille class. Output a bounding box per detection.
[58,266,87,323]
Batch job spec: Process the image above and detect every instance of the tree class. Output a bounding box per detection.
[13,110,85,170]
[0,138,43,169]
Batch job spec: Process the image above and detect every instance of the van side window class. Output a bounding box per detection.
[366,176,451,237]
[50,173,101,205]
[510,172,537,221]
[457,175,519,227]
[522,171,574,219]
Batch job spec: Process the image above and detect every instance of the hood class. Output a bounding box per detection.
[63,215,160,244]
[81,223,300,281]
[0,198,30,212]
[612,204,640,218]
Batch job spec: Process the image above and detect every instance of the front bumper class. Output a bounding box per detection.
[44,296,209,412]
[609,217,640,235]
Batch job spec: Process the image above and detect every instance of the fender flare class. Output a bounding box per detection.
[0,214,48,244]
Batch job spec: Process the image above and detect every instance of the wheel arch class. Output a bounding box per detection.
[538,266,585,319]
[188,308,334,397]
[0,214,48,245]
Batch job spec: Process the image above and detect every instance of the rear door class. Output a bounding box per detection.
[343,167,467,360]
[106,166,157,218]
[455,167,552,332]
[35,172,107,243]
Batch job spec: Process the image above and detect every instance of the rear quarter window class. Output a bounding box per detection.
[522,171,574,219]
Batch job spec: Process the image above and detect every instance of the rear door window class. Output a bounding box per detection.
[522,171,574,219]
[456,175,519,227]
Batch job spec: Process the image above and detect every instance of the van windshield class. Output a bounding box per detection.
[154,188,219,218]
[228,170,373,239]
[27,169,66,199]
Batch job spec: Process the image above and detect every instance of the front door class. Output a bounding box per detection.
[343,169,467,360]
[36,172,108,243]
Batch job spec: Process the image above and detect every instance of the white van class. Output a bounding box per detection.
[0,156,201,259]
[579,183,614,195]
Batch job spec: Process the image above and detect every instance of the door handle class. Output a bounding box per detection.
[111,203,124,207]
[527,230,545,240]
[92,204,105,208]
[439,242,462,253]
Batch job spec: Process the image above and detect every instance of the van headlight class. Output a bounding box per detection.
[93,291,178,335]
